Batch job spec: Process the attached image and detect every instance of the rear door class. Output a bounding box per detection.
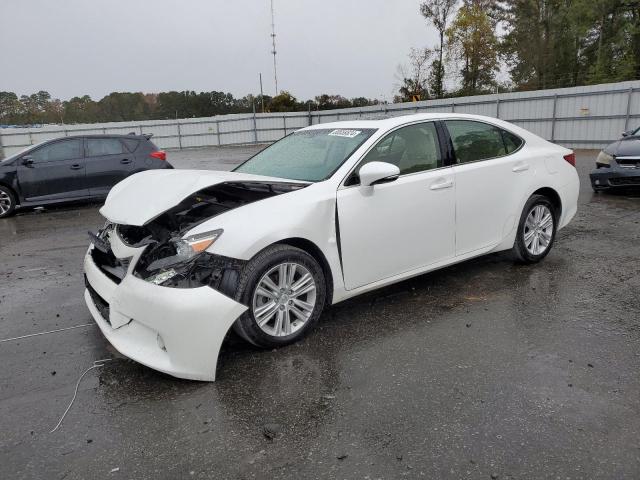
[84,137,134,197]
[17,138,87,201]
[444,120,531,256]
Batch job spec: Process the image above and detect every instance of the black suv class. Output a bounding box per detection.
[0,134,172,218]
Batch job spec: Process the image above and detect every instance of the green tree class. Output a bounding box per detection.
[268,91,299,112]
[0,92,21,124]
[314,94,352,110]
[446,2,499,94]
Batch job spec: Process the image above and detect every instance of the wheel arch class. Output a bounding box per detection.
[531,186,562,218]
[274,237,334,306]
[0,182,19,205]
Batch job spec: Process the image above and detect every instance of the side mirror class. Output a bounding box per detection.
[22,155,34,167]
[622,131,630,137]
[358,161,400,187]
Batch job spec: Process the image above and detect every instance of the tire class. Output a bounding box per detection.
[512,194,557,264]
[0,185,17,219]
[232,244,327,348]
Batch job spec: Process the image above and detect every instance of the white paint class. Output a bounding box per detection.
[87,113,580,381]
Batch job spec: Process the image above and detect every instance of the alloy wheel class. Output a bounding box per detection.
[524,204,554,255]
[252,262,317,337]
[0,190,12,216]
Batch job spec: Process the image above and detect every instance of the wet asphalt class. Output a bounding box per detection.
[1,148,639,479]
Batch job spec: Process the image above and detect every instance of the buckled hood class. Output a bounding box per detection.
[100,169,308,226]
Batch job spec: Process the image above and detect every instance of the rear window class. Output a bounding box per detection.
[446,120,523,163]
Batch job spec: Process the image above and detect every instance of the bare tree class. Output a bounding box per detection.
[395,47,433,102]
[420,0,458,98]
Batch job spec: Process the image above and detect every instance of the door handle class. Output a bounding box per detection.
[70,164,83,170]
[120,158,132,165]
[512,163,530,173]
[430,179,454,190]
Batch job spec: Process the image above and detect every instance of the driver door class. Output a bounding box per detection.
[336,121,455,290]
[17,138,87,201]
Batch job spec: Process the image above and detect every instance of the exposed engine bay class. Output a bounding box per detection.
[90,181,306,294]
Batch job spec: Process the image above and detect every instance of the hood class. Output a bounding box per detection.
[606,136,640,157]
[100,169,308,226]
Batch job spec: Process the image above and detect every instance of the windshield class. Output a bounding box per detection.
[234,128,376,182]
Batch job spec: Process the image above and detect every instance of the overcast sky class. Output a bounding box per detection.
[0,0,439,102]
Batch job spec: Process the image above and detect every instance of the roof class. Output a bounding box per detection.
[302,112,550,146]
[303,113,506,132]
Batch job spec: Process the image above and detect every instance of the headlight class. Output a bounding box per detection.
[137,229,223,285]
[172,229,224,262]
[596,151,613,168]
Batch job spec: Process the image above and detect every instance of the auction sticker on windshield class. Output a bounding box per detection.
[328,129,362,138]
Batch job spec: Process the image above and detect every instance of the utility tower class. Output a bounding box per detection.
[270,0,278,96]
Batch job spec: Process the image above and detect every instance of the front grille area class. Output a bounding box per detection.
[609,176,640,186]
[85,278,110,324]
[617,158,640,168]
[90,247,130,284]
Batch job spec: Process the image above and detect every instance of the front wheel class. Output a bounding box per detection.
[512,194,557,264]
[0,186,17,219]
[233,244,326,348]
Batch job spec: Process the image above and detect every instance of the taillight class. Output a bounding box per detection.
[563,152,576,167]
[150,150,166,161]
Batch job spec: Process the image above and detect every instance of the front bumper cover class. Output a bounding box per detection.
[84,240,247,381]
[590,165,640,189]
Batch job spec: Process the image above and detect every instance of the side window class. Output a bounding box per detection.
[30,139,83,162]
[122,138,140,152]
[87,138,125,157]
[502,129,524,154]
[446,120,508,163]
[358,122,442,177]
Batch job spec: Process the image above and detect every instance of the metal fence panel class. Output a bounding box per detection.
[2,80,640,159]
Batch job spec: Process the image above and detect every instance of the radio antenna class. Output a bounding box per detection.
[270,0,279,95]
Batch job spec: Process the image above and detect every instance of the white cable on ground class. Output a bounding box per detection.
[0,323,95,343]
[50,358,113,433]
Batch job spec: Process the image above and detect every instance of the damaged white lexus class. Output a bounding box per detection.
[84,113,580,381]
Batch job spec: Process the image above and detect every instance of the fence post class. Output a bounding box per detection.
[283,115,287,136]
[252,103,258,144]
[176,121,183,150]
[550,94,558,142]
[28,130,33,146]
[451,101,455,113]
[308,103,312,126]
[624,87,633,132]
[216,119,221,146]
[496,97,500,119]
[0,130,4,160]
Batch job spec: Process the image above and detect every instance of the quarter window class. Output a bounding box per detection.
[87,138,125,156]
[446,120,522,163]
[358,122,442,177]
[30,139,83,162]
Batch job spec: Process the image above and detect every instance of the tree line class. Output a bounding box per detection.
[2,0,639,125]
[396,0,640,101]
[0,90,381,126]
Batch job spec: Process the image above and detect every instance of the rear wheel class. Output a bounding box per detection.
[233,244,326,348]
[512,194,556,264]
[0,186,16,219]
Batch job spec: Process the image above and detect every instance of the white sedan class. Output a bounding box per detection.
[84,113,579,381]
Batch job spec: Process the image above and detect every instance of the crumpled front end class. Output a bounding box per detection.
[84,224,247,381]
